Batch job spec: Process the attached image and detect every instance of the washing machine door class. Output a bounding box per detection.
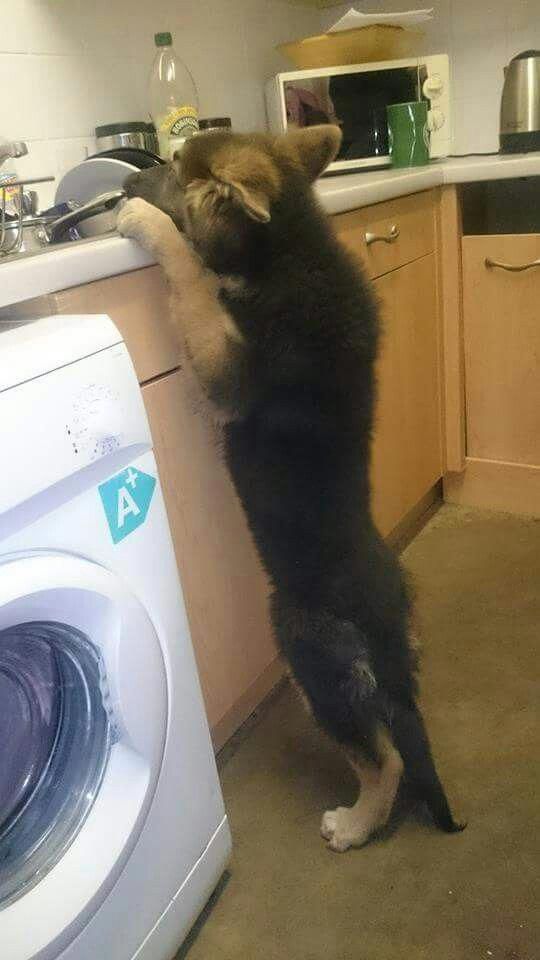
[0,553,167,960]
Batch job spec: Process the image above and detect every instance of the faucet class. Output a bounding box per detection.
[0,140,28,169]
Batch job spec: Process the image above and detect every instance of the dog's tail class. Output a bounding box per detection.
[391,701,465,834]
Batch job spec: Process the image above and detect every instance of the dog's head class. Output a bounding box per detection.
[124,125,341,271]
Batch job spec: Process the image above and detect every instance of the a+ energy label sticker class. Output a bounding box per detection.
[98,467,156,544]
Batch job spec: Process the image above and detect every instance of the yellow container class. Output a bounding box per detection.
[277,25,423,71]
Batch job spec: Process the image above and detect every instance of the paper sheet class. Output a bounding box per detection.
[328,7,434,33]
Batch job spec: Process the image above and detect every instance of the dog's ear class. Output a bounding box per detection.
[180,142,279,224]
[185,177,271,225]
[227,180,271,223]
[280,125,342,181]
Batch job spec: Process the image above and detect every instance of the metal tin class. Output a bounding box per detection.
[95,123,148,153]
[198,118,232,134]
[500,50,540,153]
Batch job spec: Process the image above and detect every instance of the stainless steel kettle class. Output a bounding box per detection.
[500,50,540,153]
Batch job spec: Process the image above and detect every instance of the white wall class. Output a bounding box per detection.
[0,0,321,207]
[321,1,540,155]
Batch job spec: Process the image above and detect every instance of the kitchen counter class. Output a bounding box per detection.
[2,151,540,311]
[317,152,540,214]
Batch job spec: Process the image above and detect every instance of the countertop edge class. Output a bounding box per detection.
[2,152,540,311]
[316,167,442,215]
[0,237,155,312]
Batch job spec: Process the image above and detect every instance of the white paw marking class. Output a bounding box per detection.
[320,807,370,853]
[320,810,337,841]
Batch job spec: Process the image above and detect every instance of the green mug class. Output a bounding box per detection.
[387,101,430,168]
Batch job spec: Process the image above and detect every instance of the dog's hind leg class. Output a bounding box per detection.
[391,700,465,834]
[321,727,404,853]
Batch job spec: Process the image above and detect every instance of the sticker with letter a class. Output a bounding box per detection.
[98,467,156,544]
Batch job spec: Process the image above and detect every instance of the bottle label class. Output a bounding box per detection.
[0,172,19,217]
[160,106,199,140]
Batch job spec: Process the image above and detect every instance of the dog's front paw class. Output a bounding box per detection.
[116,197,176,254]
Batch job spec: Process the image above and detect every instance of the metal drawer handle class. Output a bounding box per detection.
[485,257,540,273]
[365,224,400,246]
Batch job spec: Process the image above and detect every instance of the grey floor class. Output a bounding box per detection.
[179,505,540,960]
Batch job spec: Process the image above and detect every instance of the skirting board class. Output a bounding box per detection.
[444,457,540,517]
[387,481,442,552]
[211,656,285,753]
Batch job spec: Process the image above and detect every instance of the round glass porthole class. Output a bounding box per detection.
[0,622,111,907]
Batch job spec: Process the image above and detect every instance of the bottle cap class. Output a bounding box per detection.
[154,32,172,46]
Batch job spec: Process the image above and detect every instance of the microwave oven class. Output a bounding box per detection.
[265,54,451,173]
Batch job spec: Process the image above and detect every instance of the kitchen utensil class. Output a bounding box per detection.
[95,122,149,152]
[36,190,125,243]
[387,100,430,167]
[56,156,136,241]
[55,157,136,208]
[500,50,540,153]
[0,191,124,259]
[88,147,164,169]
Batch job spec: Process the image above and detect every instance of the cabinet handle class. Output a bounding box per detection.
[485,257,540,273]
[365,224,400,246]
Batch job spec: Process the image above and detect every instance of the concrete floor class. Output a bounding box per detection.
[180,506,540,960]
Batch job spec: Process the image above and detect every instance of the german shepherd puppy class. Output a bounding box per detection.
[117,127,463,851]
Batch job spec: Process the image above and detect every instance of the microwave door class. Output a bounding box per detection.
[329,67,419,164]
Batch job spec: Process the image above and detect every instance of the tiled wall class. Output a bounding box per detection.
[321,0,540,156]
[0,0,320,207]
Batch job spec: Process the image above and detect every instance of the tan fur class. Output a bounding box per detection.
[321,728,404,853]
[277,125,342,182]
[116,197,246,421]
[181,139,282,223]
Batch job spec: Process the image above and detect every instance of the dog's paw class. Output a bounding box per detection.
[116,197,176,253]
[320,807,370,853]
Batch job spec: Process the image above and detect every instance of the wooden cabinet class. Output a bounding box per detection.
[371,254,442,535]
[335,190,435,280]
[462,236,540,466]
[142,368,281,750]
[445,232,540,518]
[335,190,442,537]
[54,267,182,383]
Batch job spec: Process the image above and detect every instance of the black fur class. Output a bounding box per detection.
[128,146,463,834]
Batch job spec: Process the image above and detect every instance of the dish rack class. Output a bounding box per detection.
[0,176,54,257]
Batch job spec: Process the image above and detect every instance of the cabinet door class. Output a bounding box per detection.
[55,267,182,384]
[371,254,442,535]
[142,369,280,747]
[462,236,540,465]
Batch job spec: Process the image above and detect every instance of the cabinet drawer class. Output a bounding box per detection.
[462,235,540,465]
[334,190,435,279]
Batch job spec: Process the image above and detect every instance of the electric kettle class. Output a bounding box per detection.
[500,50,540,153]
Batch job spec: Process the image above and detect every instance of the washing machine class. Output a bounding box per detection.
[0,314,231,960]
